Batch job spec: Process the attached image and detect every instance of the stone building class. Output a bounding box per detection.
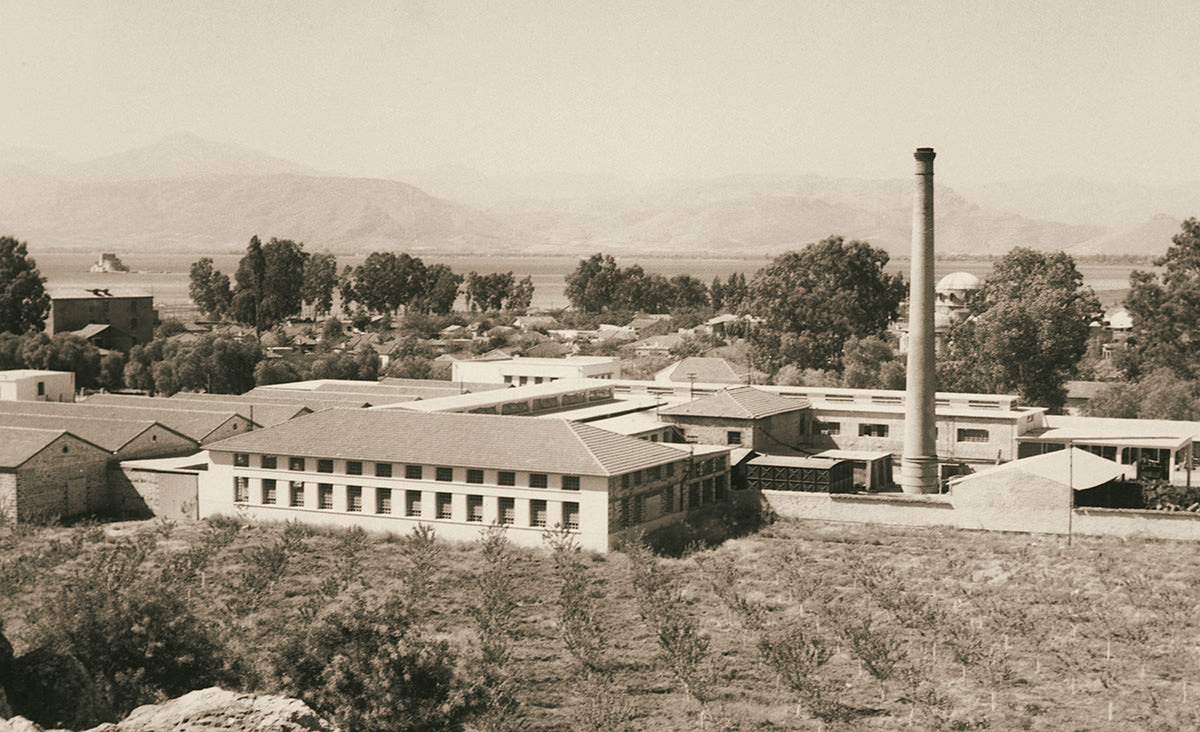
[658,386,812,452]
[0,426,110,521]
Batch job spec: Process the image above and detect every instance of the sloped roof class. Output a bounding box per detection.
[632,334,683,350]
[0,413,194,453]
[951,448,1129,492]
[656,357,749,384]
[0,401,248,442]
[206,408,687,476]
[83,394,306,428]
[659,386,810,419]
[0,427,107,468]
[70,323,114,340]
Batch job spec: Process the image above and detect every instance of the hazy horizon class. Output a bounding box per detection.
[3,0,1199,188]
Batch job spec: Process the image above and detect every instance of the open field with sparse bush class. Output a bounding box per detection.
[2,513,1199,731]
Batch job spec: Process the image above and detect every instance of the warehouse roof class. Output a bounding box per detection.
[0,401,252,442]
[206,408,689,476]
[0,413,195,453]
[0,427,106,468]
[659,386,809,419]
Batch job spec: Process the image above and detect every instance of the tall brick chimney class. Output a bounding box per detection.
[900,147,939,494]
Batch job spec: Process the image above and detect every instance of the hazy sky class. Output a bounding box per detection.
[2,0,1198,185]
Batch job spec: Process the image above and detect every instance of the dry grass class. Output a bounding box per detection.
[3,514,1199,731]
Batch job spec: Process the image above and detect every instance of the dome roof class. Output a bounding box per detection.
[936,271,982,292]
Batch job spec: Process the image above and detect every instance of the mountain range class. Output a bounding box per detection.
[0,134,1194,258]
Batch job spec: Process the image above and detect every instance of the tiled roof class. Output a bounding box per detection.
[171,391,373,410]
[0,401,246,442]
[83,394,306,428]
[0,427,108,468]
[206,408,687,476]
[0,413,187,452]
[659,386,810,419]
[657,357,749,384]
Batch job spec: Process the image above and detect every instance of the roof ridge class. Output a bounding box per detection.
[565,421,615,474]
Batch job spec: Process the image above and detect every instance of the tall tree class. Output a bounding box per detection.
[260,238,308,329]
[301,252,338,318]
[669,274,710,311]
[748,237,905,371]
[419,264,463,315]
[0,235,50,335]
[508,275,535,313]
[1123,218,1200,379]
[938,248,1101,411]
[231,236,267,332]
[564,253,622,313]
[188,257,232,320]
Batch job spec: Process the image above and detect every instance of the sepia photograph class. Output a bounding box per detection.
[1,1,1199,730]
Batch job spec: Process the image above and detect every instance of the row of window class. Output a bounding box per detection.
[612,475,730,531]
[233,478,580,530]
[232,454,581,490]
[814,423,991,443]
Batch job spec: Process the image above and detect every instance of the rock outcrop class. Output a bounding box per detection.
[114,688,339,732]
[1,688,338,732]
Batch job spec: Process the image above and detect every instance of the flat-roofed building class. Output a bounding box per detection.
[47,287,155,351]
[201,408,731,552]
[1018,414,1200,483]
[452,356,620,386]
[0,369,74,402]
[379,379,619,417]
[0,426,111,521]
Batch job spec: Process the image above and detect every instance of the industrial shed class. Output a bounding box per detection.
[745,454,854,494]
[0,426,111,521]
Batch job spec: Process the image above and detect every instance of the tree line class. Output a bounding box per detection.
[189,237,536,329]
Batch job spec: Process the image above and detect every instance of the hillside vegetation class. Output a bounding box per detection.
[2,514,1199,731]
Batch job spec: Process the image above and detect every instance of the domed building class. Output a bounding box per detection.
[935,271,982,327]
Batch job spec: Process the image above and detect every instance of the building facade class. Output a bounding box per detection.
[0,369,75,402]
[201,409,730,551]
[451,356,620,385]
[47,288,155,351]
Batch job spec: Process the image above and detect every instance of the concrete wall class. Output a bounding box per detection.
[452,358,620,384]
[763,481,1200,542]
[809,410,1023,462]
[108,465,199,519]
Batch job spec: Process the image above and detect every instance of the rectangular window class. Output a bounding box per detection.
[233,476,249,503]
[666,462,675,477]
[621,474,630,489]
[317,459,334,473]
[562,475,580,491]
[233,453,249,467]
[817,422,841,436]
[347,486,362,512]
[405,465,423,480]
[632,494,644,524]
[346,461,363,476]
[261,455,277,469]
[662,485,674,513]
[648,465,661,480]
[290,481,304,507]
[859,424,889,438]
[726,431,742,445]
[405,490,421,517]
[436,467,453,482]
[498,471,515,486]
[376,463,393,478]
[530,473,548,488]
[530,499,547,527]
[467,495,484,522]
[288,457,306,471]
[376,487,392,514]
[436,492,453,519]
[466,469,484,484]
[318,484,333,510]
[957,428,990,443]
[633,470,643,486]
[563,502,580,531]
[498,497,515,525]
[262,479,277,505]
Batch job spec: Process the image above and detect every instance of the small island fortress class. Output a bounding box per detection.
[90,252,129,273]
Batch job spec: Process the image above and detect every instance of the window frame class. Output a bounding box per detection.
[347,485,363,512]
[288,456,306,472]
[529,473,548,489]
[317,483,334,510]
[233,453,249,467]
[262,478,277,505]
[435,467,453,482]
[467,495,484,522]
[346,461,363,476]
[498,497,515,525]
[466,469,484,485]
[376,487,392,514]
[316,459,334,474]
[261,455,277,469]
[726,431,742,445]
[376,463,394,478]
[562,475,580,491]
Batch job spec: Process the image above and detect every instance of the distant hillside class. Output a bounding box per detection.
[0,134,1186,258]
[0,172,511,252]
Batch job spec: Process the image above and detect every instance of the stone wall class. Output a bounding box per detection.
[12,436,109,521]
